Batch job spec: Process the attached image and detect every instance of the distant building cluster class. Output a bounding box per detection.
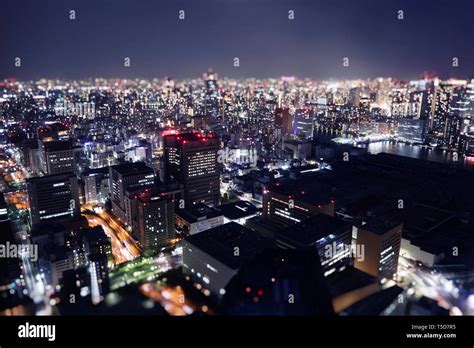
[0,72,473,316]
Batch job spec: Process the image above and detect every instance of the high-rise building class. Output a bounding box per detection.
[354,220,402,279]
[109,162,155,224]
[37,123,72,174]
[275,107,292,134]
[444,115,464,149]
[176,203,224,235]
[390,88,408,118]
[428,82,451,139]
[131,189,176,252]
[293,109,314,139]
[221,248,334,315]
[181,222,268,296]
[204,69,220,117]
[26,173,80,227]
[22,139,41,173]
[274,214,353,277]
[163,131,220,207]
[397,118,426,143]
[262,181,335,227]
[82,167,110,205]
[42,140,76,174]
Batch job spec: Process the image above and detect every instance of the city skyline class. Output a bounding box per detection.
[2,1,474,345]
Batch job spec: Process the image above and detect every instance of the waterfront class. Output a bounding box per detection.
[358,141,474,168]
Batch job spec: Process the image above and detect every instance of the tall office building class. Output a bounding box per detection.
[293,108,314,139]
[262,180,335,226]
[428,82,451,138]
[109,162,155,223]
[131,189,176,252]
[274,214,353,277]
[26,173,80,227]
[82,167,110,205]
[37,122,72,174]
[42,140,76,174]
[397,118,426,143]
[390,88,408,118]
[22,139,42,173]
[354,220,403,279]
[163,131,220,207]
[275,107,292,134]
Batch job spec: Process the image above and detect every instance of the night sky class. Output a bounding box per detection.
[1,0,474,80]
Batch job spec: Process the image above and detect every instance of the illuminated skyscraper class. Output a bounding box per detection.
[42,140,76,175]
[204,69,220,118]
[428,82,451,139]
[275,107,292,134]
[163,131,220,207]
[131,189,176,252]
[109,162,155,224]
[26,173,80,227]
[354,220,402,279]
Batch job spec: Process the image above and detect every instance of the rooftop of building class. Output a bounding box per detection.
[176,203,222,223]
[183,222,267,269]
[267,178,335,206]
[216,200,259,220]
[26,172,76,184]
[81,225,109,244]
[275,214,351,247]
[110,161,154,175]
[402,204,454,236]
[82,166,110,177]
[358,218,403,236]
[163,130,218,143]
[43,140,73,152]
[245,215,285,235]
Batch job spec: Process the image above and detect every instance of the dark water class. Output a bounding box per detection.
[314,129,474,168]
[358,141,474,168]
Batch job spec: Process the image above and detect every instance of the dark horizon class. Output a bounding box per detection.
[1,0,474,81]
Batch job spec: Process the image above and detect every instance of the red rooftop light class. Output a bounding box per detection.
[162,129,179,136]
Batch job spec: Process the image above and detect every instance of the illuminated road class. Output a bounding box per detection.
[19,246,53,315]
[398,257,472,315]
[140,282,195,316]
[110,252,182,290]
[82,208,141,264]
